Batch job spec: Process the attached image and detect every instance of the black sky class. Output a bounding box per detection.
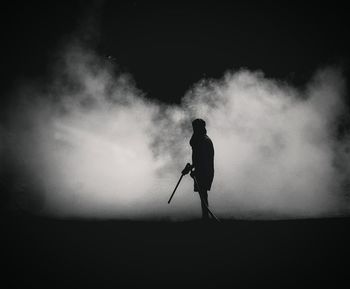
[1,1,349,105]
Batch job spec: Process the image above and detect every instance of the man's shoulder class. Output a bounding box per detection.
[204,135,212,142]
[191,134,213,147]
[204,135,213,146]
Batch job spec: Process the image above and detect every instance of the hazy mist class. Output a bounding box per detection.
[1,42,349,220]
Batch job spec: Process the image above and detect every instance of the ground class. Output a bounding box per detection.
[2,213,350,288]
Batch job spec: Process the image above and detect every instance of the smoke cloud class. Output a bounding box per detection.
[1,42,350,220]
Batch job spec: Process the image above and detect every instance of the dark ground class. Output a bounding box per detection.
[1,213,350,289]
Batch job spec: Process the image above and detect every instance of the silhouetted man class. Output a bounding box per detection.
[189,119,214,220]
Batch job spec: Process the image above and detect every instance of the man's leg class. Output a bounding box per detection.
[199,190,209,220]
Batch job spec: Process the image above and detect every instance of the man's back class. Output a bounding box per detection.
[190,127,214,192]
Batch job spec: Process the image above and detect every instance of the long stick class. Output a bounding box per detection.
[193,175,220,222]
[168,174,184,204]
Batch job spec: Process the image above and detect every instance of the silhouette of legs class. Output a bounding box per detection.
[198,190,209,220]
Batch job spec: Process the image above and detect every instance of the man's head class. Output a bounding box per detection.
[192,118,206,135]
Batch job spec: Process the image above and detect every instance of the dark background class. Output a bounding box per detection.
[1,1,350,288]
[1,1,350,104]
[2,216,350,288]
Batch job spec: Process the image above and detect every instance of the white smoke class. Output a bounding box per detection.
[1,43,349,220]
